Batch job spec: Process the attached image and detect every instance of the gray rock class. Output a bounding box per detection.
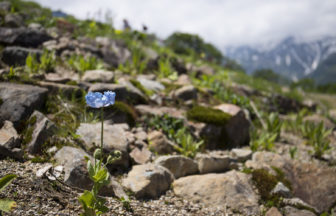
[1,46,42,66]
[271,182,292,198]
[0,121,19,149]
[215,103,250,147]
[231,148,252,162]
[0,27,52,48]
[26,111,57,154]
[135,105,185,119]
[76,123,129,169]
[82,70,114,83]
[129,146,153,164]
[137,77,165,92]
[4,13,23,27]
[173,85,197,101]
[0,83,48,130]
[147,131,176,154]
[283,206,315,216]
[134,130,147,142]
[195,153,231,174]
[246,151,336,213]
[122,164,174,199]
[265,207,282,216]
[173,170,260,215]
[0,121,22,159]
[54,146,127,198]
[38,81,81,98]
[28,23,43,30]
[0,2,11,12]
[155,155,198,178]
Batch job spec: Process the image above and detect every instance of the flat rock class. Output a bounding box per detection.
[0,83,48,130]
[38,81,81,98]
[195,153,231,174]
[26,111,57,154]
[137,77,164,92]
[231,148,252,162]
[265,207,282,216]
[155,155,198,178]
[122,164,174,199]
[135,105,185,119]
[173,170,260,215]
[76,123,129,169]
[82,69,114,83]
[283,206,315,216]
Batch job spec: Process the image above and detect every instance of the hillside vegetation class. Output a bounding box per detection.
[0,0,336,215]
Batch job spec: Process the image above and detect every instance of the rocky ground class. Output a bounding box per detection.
[0,1,336,216]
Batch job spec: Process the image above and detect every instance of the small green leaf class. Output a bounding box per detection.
[0,199,17,212]
[0,174,17,192]
[79,190,95,209]
[93,168,108,183]
[87,160,95,179]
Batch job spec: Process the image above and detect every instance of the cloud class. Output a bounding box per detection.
[34,0,336,48]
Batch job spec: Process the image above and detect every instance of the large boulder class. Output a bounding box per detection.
[54,146,126,198]
[214,103,250,147]
[76,123,130,169]
[246,151,336,213]
[0,83,48,130]
[0,27,52,47]
[122,164,174,199]
[154,155,198,178]
[173,170,260,215]
[1,46,42,66]
[26,111,57,154]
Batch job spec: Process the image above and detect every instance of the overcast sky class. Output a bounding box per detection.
[34,0,336,49]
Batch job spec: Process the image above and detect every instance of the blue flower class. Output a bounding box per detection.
[85,91,116,108]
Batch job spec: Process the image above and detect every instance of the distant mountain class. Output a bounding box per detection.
[52,10,68,18]
[224,36,336,84]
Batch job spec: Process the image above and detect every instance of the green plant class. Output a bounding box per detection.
[0,174,17,213]
[146,114,184,141]
[157,57,176,79]
[174,128,203,158]
[250,129,277,152]
[79,91,120,216]
[289,146,297,159]
[67,54,104,78]
[120,197,132,212]
[40,50,56,72]
[300,121,332,158]
[118,44,147,75]
[186,105,231,126]
[25,53,39,74]
[265,112,283,139]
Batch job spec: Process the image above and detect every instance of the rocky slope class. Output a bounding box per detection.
[0,1,336,216]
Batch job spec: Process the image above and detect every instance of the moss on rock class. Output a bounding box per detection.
[186,105,231,126]
[130,79,154,97]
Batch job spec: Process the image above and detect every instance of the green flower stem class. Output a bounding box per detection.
[100,107,104,168]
